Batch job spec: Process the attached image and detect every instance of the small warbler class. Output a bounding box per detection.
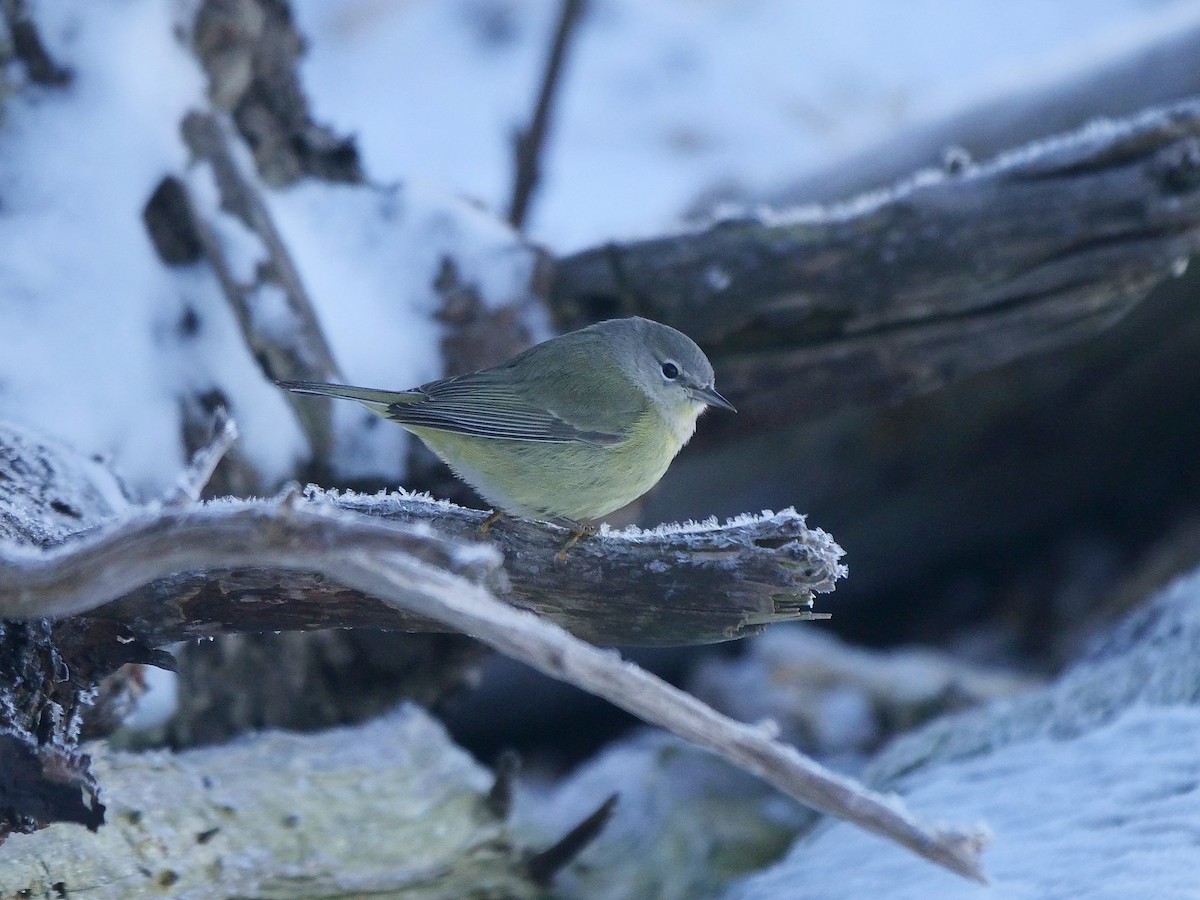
[278,316,733,544]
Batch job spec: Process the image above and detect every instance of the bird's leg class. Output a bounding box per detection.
[555,519,598,561]
[478,509,504,534]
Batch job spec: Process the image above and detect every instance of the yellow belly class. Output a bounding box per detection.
[408,410,683,522]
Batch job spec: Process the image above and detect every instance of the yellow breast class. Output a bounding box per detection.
[408,407,690,522]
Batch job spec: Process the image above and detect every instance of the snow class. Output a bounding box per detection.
[726,705,1200,900]
[0,421,130,549]
[723,568,1200,899]
[2,5,1200,891]
[292,0,1200,252]
[0,1,540,497]
[249,178,538,480]
[500,565,1200,899]
[0,2,205,499]
[120,662,178,731]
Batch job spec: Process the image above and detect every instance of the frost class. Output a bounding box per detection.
[0,422,130,548]
[729,707,1200,900]
[610,507,805,541]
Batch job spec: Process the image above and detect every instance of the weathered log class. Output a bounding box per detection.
[13,487,839,648]
[552,101,1200,441]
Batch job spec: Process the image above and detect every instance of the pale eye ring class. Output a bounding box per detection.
[661,361,679,380]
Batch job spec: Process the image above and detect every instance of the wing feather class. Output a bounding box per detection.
[386,371,625,445]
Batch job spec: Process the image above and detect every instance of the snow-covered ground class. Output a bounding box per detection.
[506,567,1200,899]
[724,568,1200,899]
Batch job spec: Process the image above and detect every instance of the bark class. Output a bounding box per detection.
[0,426,132,841]
[13,488,839,648]
[190,0,362,186]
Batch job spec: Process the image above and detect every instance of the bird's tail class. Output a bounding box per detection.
[275,380,422,414]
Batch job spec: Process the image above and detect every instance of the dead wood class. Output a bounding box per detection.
[10,487,839,648]
[551,100,1200,442]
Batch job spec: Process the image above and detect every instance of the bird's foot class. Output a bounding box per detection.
[479,509,504,534]
[555,520,598,561]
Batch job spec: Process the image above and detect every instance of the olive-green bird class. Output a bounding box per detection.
[277,316,733,536]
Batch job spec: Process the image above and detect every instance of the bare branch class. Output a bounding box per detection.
[163,409,239,507]
[508,0,586,230]
[551,100,1200,441]
[180,110,342,460]
[0,497,501,623]
[343,545,989,882]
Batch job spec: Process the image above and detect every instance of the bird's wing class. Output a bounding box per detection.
[388,370,628,446]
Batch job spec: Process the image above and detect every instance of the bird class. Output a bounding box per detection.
[277,316,734,552]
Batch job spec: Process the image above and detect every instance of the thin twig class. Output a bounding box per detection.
[525,793,619,885]
[163,409,239,506]
[0,499,986,881]
[508,0,586,230]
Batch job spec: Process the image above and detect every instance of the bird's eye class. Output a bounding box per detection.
[661,361,679,380]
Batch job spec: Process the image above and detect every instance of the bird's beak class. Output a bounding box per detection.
[691,385,736,412]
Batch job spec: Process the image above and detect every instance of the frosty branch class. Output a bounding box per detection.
[1,488,839,647]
